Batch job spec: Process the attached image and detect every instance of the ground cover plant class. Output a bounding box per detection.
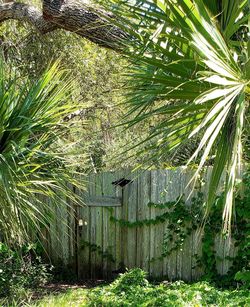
[22,269,250,307]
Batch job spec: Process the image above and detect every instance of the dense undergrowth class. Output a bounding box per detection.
[0,243,51,305]
[1,268,249,306]
[33,269,250,307]
[84,269,250,307]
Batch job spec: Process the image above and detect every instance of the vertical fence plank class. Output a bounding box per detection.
[136,172,142,269]
[191,230,204,281]
[77,184,90,279]
[126,171,138,269]
[102,205,109,279]
[155,170,168,278]
[215,235,224,275]
[222,236,234,275]
[67,184,76,275]
[113,170,124,274]
[167,168,181,280]
[102,172,111,278]
[94,173,103,278]
[174,168,183,280]
[121,172,129,270]
[225,238,237,276]
[149,170,157,278]
[60,195,69,264]
[49,198,60,263]
[162,169,170,279]
[136,170,151,274]
[180,168,193,281]
[102,171,118,278]
[88,173,96,279]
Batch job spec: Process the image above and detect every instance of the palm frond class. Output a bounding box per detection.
[0,60,87,245]
[102,0,250,231]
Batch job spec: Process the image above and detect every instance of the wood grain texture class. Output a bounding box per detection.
[126,170,138,269]
[42,168,238,281]
[85,196,122,207]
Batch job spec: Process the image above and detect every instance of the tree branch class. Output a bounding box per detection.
[0,1,126,49]
[0,2,57,33]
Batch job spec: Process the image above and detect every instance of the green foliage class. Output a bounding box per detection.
[110,195,200,257]
[0,17,140,172]
[0,5,195,172]
[109,171,250,287]
[102,0,250,231]
[110,199,182,227]
[110,268,149,293]
[86,269,250,306]
[0,243,51,300]
[33,288,88,307]
[6,269,249,306]
[0,59,86,245]
[195,170,250,287]
[235,270,250,289]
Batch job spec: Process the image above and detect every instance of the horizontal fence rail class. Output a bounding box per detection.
[42,168,237,281]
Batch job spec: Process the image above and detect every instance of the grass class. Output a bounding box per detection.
[2,269,250,306]
[33,288,88,307]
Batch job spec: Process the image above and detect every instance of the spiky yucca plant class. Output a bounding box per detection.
[0,61,86,245]
[102,0,250,232]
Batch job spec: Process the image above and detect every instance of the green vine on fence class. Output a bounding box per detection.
[110,192,203,257]
[109,174,250,287]
[79,173,249,287]
[110,199,181,227]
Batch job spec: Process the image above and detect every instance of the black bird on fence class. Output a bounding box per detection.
[112,178,132,187]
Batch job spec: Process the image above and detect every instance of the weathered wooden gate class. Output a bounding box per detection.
[45,168,236,281]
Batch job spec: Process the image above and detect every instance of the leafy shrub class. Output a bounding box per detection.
[111,268,148,293]
[86,269,250,307]
[235,270,250,289]
[0,243,51,300]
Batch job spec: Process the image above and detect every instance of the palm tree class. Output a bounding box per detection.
[0,60,86,245]
[102,0,250,232]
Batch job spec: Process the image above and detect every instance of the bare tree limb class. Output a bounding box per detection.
[0,1,126,49]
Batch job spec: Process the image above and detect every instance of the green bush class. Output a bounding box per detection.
[86,269,250,307]
[111,268,148,293]
[0,243,51,299]
[235,270,250,289]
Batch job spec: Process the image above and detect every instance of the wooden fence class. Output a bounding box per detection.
[43,168,236,281]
